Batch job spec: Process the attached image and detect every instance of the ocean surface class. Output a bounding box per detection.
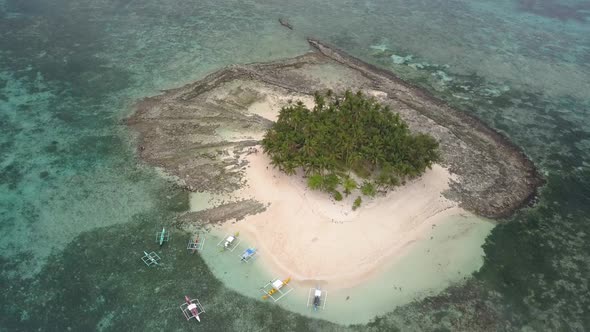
[1,0,589,331]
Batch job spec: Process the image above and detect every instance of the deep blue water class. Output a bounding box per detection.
[1,0,589,330]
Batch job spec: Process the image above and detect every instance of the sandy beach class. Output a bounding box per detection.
[169,83,491,292]
[211,86,472,289]
[221,149,468,289]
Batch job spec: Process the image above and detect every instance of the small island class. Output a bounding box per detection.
[127,38,543,290]
[262,90,440,208]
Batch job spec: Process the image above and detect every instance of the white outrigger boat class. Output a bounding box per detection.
[217,232,240,252]
[307,286,327,311]
[141,251,161,266]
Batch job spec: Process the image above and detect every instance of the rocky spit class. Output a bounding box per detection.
[127,38,543,222]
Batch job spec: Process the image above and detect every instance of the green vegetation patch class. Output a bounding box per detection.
[262,90,440,208]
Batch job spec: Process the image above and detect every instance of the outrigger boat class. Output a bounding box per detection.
[313,288,322,311]
[144,251,156,265]
[187,232,205,253]
[261,277,293,302]
[307,286,328,311]
[223,234,236,249]
[180,295,205,322]
[240,247,257,262]
[141,251,161,266]
[192,234,200,253]
[159,228,166,246]
[185,296,200,322]
[155,227,170,246]
[217,232,240,252]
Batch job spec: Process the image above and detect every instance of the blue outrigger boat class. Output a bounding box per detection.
[240,248,257,262]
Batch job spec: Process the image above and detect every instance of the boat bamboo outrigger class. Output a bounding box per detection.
[180,295,205,322]
[155,227,170,246]
[141,251,161,266]
[240,247,257,262]
[217,232,240,252]
[260,277,293,302]
[187,233,205,253]
[307,286,328,311]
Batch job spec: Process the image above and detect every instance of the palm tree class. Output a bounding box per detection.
[307,173,324,190]
[360,181,376,197]
[343,177,358,196]
[261,89,440,202]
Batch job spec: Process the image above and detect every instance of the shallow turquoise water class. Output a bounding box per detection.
[1,0,589,330]
[200,216,494,325]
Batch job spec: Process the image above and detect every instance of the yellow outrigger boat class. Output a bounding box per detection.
[262,277,292,300]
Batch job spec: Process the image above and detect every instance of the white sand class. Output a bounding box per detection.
[221,151,468,289]
[201,86,476,290]
[190,87,493,322]
[201,210,492,325]
[246,88,315,123]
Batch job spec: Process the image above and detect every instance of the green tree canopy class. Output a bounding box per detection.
[262,90,440,207]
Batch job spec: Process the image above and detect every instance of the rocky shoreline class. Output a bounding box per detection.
[127,38,543,220]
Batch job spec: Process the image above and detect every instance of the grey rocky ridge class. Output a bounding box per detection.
[127,38,544,224]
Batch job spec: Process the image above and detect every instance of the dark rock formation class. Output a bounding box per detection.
[128,39,544,220]
[278,18,293,30]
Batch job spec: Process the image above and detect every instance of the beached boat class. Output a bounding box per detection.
[192,234,200,253]
[261,277,292,301]
[240,247,257,262]
[187,233,205,252]
[307,286,327,311]
[313,288,322,311]
[217,232,240,252]
[224,235,235,248]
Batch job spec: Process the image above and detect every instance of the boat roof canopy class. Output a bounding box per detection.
[272,279,284,289]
